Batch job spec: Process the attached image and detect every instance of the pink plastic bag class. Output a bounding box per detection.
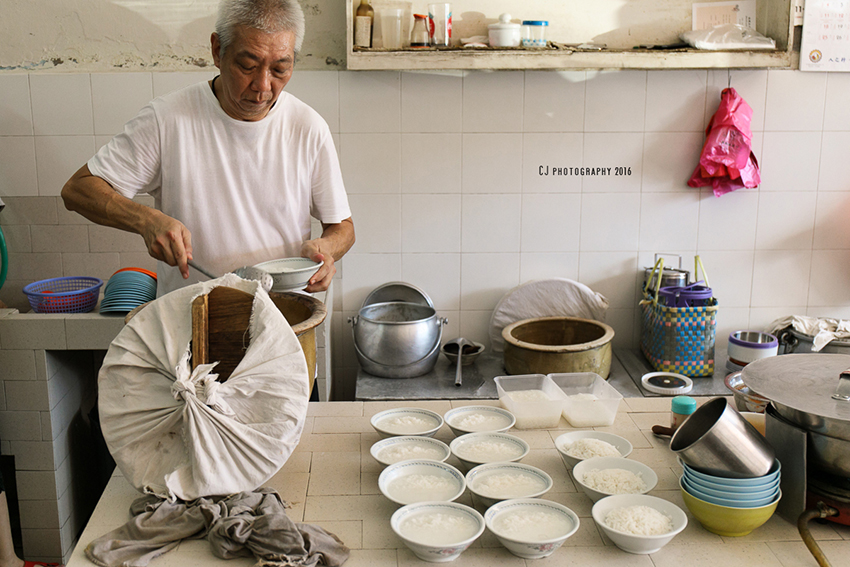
[688,87,760,197]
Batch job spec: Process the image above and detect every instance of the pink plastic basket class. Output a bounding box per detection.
[23,276,103,313]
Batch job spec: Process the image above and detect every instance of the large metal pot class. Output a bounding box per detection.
[351,301,446,367]
[743,354,850,477]
[352,326,444,378]
[778,328,850,355]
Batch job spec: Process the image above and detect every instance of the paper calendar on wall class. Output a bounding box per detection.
[801,0,850,71]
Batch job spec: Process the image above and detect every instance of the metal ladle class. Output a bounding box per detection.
[188,259,274,292]
[443,337,484,388]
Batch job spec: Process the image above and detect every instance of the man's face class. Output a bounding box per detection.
[211,25,296,121]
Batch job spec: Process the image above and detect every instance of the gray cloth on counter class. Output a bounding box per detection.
[85,487,350,567]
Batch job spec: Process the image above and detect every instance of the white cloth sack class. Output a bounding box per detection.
[98,274,310,501]
[489,278,609,353]
[765,315,850,352]
[680,24,776,50]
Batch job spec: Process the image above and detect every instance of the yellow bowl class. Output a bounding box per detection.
[680,479,779,536]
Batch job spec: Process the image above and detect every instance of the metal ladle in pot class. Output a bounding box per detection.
[442,338,484,387]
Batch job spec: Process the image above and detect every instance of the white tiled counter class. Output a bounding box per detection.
[68,399,850,567]
[0,286,333,564]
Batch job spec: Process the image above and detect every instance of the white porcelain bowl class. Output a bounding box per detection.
[554,431,634,470]
[443,405,516,436]
[485,498,580,558]
[253,257,321,291]
[572,457,658,503]
[391,501,485,562]
[449,432,530,472]
[378,459,466,505]
[591,494,688,554]
[370,407,444,439]
[370,436,451,467]
[465,462,553,507]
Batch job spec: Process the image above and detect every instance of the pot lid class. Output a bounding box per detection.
[742,354,850,429]
[361,281,434,310]
[489,13,520,29]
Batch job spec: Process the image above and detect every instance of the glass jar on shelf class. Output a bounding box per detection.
[410,14,430,48]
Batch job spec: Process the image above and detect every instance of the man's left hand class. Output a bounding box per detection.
[301,240,336,293]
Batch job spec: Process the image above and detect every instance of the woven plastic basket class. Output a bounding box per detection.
[23,276,103,314]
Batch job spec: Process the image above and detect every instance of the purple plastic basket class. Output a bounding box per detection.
[23,276,103,313]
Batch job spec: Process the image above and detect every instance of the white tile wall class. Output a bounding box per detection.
[2,68,850,395]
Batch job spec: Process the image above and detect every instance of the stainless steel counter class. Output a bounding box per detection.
[355,348,731,400]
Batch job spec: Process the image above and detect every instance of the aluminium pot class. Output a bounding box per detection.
[778,328,850,355]
[353,324,444,378]
[502,316,615,378]
[349,301,447,368]
[742,354,850,477]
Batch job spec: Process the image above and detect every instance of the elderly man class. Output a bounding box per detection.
[62,0,354,296]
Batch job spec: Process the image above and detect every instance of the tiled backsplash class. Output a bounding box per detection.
[2,69,850,394]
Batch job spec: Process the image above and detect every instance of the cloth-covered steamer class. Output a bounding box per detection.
[98,275,310,501]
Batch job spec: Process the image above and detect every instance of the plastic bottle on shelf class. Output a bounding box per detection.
[354,0,374,48]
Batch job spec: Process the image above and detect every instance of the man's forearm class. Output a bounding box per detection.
[61,164,154,235]
[317,217,355,261]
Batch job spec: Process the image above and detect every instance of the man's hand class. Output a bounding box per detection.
[301,240,335,292]
[142,212,194,279]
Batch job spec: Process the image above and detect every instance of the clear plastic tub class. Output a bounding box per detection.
[550,372,623,427]
[494,374,567,429]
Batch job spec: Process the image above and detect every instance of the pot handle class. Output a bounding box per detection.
[778,329,797,354]
[437,316,448,326]
[833,369,850,402]
[348,315,358,326]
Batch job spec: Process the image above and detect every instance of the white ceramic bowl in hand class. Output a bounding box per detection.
[370,436,451,467]
[378,459,466,506]
[554,431,634,469]
[391,501,485,562]
[253,257,321,291]
[591,494,688,554]
[449,432,530,472]
[465,462,553,508]
[443,405,516,436]
[485,498,580,559]
[370,407,444,439]
[572,456,658,503]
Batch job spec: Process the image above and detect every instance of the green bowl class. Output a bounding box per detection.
[680,478,779,536]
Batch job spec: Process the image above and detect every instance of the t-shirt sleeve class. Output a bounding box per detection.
[309,130,351,225]
[87,103,162,200]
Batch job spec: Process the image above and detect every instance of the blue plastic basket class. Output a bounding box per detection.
[23,276,104,313]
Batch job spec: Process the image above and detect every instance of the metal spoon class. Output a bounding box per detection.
[188,259,273,292]
[453,337,469,387]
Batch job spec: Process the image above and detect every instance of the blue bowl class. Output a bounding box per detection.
[684,470,780,496]
[682,459,781,487]
[681,476,779,508]
[683,472,779,500]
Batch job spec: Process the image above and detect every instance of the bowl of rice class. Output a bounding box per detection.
[370,407,444,439]
[572,456,658,503]
[391,501,485,562]
[449,432,530,472]
[554,431,633,470]
[484,498,580,558]
[465,462,553,507]
[443,405,516,436]
[370,436,451,467]
[591,494,687,554]
[378,459,466,506]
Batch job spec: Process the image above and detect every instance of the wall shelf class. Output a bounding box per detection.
[346,0,795,71]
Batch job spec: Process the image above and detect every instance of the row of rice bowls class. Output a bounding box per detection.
[369,405,687,561]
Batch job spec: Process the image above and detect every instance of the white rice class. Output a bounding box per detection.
[564,438,621,459]
[473,472,547,498]
[604,505,674,535]
[377,415,435,434]
[377,443,445,464]
[581,468,647,494]
[399,511,479,545]
[456,440,523,462]
[507,389,552,402]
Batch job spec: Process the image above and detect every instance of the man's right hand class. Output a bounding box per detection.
[142,212,193,279]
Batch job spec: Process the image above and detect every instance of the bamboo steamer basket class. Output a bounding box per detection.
[502,316,615,378]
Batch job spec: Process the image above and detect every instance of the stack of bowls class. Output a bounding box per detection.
[99,268,157,314]
[679,459,781,536]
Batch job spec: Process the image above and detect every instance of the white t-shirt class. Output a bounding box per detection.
[88,80,351,296]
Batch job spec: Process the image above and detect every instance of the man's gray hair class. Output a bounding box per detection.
[216,0,305,55]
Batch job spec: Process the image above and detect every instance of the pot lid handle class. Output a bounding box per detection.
[832,369,850,401]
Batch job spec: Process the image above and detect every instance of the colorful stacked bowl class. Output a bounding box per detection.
[100,268,157,314]
[679,459,781,536]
